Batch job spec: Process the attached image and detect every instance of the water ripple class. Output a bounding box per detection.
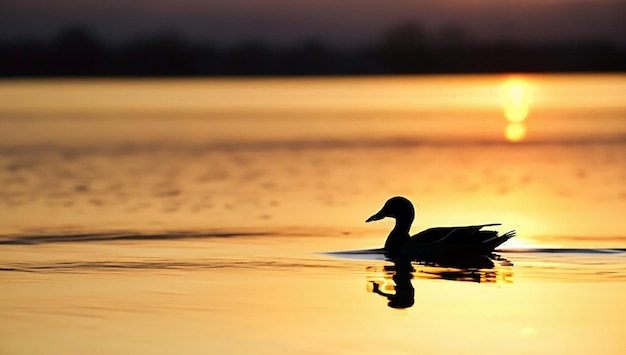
[0,258,351,274]
[0,231,274,245]
[499,247,626,254]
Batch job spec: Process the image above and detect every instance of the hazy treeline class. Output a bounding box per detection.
[1,23,625,77]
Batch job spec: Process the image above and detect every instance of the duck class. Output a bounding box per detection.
[366,196,515,257]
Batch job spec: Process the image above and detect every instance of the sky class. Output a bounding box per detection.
[1,0,625,45]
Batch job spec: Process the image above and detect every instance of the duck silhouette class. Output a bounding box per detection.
[366,196,515,257]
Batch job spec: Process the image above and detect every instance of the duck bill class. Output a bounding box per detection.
[366,211,385,223]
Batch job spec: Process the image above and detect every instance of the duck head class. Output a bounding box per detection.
[366,196,415,224]
[366,196,415,251]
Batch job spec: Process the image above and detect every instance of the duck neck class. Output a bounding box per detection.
[384,216,413,251]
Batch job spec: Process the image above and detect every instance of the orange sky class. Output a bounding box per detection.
[1,0,624,45]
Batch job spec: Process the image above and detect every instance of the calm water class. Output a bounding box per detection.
[1,74,625,354]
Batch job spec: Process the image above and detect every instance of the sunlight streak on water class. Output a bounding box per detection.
[502,77,533,123]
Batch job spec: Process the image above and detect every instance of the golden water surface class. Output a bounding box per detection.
[0,74,625,354]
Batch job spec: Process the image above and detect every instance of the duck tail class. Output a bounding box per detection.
[482,230,515,252]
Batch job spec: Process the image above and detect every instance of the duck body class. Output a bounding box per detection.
[366,196,515,257]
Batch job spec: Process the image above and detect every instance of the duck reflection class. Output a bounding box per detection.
[368,257,415,309]
[367,254,513,309]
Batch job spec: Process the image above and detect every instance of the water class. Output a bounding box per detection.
[1,74,625,354]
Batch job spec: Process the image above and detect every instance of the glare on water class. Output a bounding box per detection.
[501,77,532,142]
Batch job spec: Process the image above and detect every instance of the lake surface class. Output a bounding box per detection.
[1,74,625,354]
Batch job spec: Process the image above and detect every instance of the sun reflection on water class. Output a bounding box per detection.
[505,122,527,142]
[502,77,533,142]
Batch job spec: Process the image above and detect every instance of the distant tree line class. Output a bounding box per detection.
[1,23,624,77]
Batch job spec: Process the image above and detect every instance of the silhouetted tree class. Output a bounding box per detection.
[377,22,434,73]
[282,40,339,74]
[1,23,625,77]
[0,40,48,76]
[50,26,106,75]
[117,32,192,75]
[223,41,279,75]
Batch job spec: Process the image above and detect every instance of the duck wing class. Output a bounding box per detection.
[410,224,501,244]
[408,224,514,254]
